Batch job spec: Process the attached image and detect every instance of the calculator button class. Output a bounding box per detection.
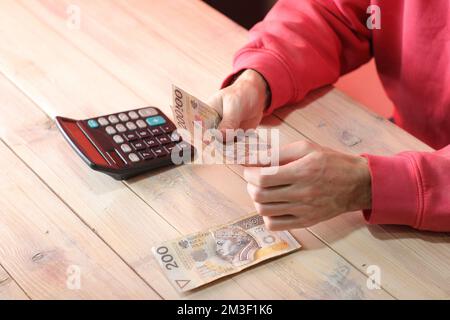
[123,132,139,141]
[113,135,124,144]
[121,144,132,153]
[131,141,146,151]
[149,127,163,136]
[161,124,176,133]
[170,132,182,142]
[139,150,155,160]
[138,107,158,117]
[164,143,176,153]
[136,119,147,128]
[137,129,150,138]
[152,146,168,158]
[87,119,99,128]
[128,153,140,163]
[105,126,117,135]
[157,134,171,145]
[146,116,166,126]
[116,124,127,133]
[128,111,139,120]
[118,113,129,122]
[126,121,137,131]
[108,115,119,124]
[98,117,109,126]
[144,137,158,147]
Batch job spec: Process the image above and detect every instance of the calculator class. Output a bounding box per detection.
[56,107,192,180]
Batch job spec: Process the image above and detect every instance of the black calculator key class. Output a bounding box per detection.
[139,150,155,160]
[144,137,159,148]
[149,127,163,136]
[164,143,176,153]
[151,146,168,158]
[123,132,139,141]
[131,141,146,151]
[161,123,176,133]
[157,134,171,145]
[137,129,150,138]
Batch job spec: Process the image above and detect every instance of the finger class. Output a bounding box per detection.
[243,162,298,188]
[263,215,300,231]
[245,140,315,168]
[254,201,310,217]
[278,141,317,165]
[247,183,293,203]
[206,92,224,118]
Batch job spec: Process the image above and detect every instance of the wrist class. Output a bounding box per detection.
[351,156,372,211]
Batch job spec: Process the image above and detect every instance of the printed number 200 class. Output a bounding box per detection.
[155,246,179,270]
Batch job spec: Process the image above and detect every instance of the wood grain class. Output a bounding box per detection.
[0,265,28,300]
[0,139,159,299]
[0,0,391,299]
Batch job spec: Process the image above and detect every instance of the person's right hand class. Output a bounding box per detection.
[207,69,270,138]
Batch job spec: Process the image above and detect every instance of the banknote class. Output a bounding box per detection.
[170,85,272,163]
[152,214,301,292]
[171,85,221,137]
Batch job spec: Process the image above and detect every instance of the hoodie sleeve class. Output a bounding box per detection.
[222,0,373,113]
[362,146,450,232]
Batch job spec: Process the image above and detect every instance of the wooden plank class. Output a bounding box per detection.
[0,1,390,299]
[21,0,450,299]
[0,139,158,299]
[0,265,29,300]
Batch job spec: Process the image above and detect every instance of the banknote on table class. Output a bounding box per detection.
[170,85,271,163]
[152,214,301,292]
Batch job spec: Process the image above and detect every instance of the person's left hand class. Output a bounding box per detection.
[243,140,372,231]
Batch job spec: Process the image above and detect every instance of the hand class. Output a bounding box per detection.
[207,69,269,136]
[243,141,372,231]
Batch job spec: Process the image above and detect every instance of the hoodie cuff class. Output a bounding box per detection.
[221,48,297,115]
[361,153,423,228]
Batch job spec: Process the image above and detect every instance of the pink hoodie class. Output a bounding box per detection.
[224,0,450,231]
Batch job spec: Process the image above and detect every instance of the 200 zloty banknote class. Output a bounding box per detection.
[152,214,301,292]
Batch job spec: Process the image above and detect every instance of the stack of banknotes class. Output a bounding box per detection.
[170,85,271,163]
[152,214,301,292]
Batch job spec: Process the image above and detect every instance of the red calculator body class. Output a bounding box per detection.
[56,107,191,180]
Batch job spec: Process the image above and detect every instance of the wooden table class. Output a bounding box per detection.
[0,0,448,300]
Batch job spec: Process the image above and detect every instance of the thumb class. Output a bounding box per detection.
[218,95,244,141]
[207,91,244,142]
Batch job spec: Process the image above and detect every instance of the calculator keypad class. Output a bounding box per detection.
[113,135,124,144]
[88,107,187,166]
[108,115,119,124]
